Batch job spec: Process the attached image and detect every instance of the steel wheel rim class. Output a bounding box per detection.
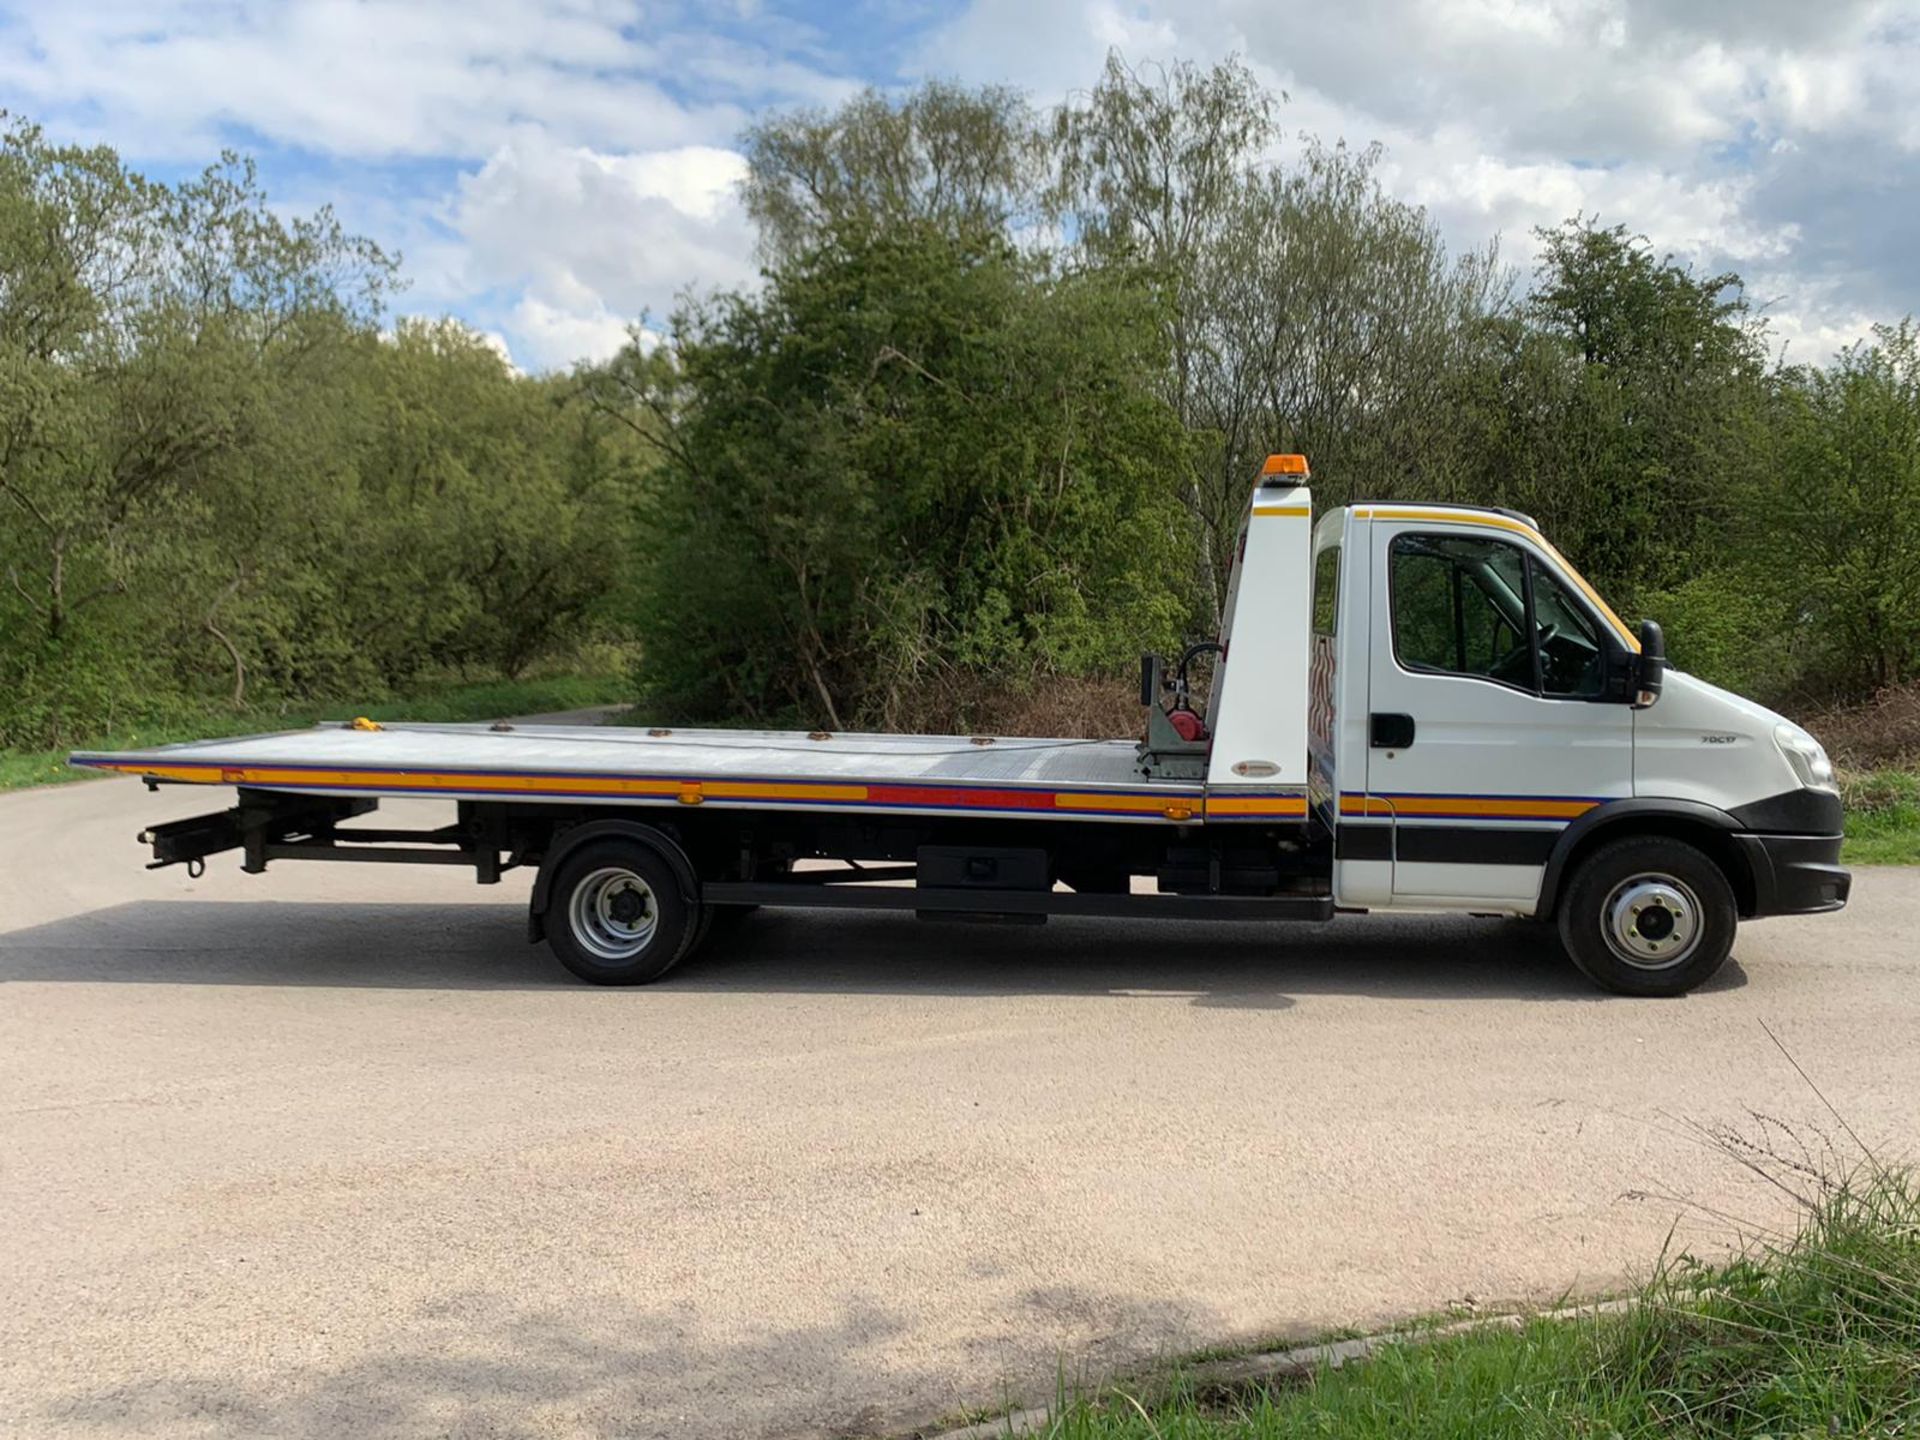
[1602,873,1702,971]
[569,867,659,962]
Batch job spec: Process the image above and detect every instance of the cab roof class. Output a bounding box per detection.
[1343,500,1540,530]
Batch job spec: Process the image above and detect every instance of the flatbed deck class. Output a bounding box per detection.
[72,721,1293,824]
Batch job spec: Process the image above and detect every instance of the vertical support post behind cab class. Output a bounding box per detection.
[1205,484,1315,794]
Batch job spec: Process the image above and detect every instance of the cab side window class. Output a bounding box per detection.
[1312,545,1340,636]
[1390,534,1529,685]
[1389,532,1607,697]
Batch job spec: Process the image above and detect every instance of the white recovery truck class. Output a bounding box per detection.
[74,455,1850,996]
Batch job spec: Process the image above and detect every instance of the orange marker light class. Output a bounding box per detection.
[1261,453,1310,478]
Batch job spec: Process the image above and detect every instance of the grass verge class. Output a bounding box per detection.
[989,1162,1920,1439]
[0,674,631,793]
[1841,769,1920,865]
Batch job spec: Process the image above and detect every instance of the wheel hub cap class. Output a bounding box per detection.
[1635,906,1675,941]
[570,867,659,962]
[1603,875,1701,970]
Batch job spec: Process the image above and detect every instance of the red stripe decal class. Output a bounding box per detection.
[865,784,1060,811]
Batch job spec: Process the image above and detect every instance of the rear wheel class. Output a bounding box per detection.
[1556,835,1736,997]
[546,841,697,985]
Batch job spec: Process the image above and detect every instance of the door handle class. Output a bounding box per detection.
[1370,712,1416,749]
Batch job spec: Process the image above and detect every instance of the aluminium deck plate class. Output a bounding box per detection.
[72,722,1308,824]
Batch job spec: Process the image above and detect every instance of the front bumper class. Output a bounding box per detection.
[1731,832,1851,917]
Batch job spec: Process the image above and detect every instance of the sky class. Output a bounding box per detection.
[1,0,1914,372]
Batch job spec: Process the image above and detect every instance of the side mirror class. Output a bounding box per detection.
[1632,620,1666,708]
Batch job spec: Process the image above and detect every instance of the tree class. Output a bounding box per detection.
[1050,53,1271,611]
[1052,51,1275,420]
[740,82,1052,263]
[1530,217,1756,374]
[1480,217,1771,603]
[1052,59,1502,616]
[197,318,642,701]
[1189,143,1501,602]
[0,117,636,747]
[1762,323,1920,692]
[347,319,639,685]
[615,223,1195,728]
[0,120,175,646]
[0,119,392,671]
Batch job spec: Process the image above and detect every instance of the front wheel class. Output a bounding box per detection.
[545,840,698,985]
[1556,836,1737,997]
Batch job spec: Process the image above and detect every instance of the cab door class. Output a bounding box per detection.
[1361,515,1634,906]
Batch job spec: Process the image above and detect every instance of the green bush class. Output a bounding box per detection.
[1638,568,1800,699]
[0,124,644,752]
[620,223,1198,729]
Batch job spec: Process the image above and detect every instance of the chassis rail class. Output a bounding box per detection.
[703,880,1332,921]
[136,789,1332,923]
[141,790,517,883]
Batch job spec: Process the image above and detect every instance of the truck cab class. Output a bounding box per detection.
[1175,455,1851,994]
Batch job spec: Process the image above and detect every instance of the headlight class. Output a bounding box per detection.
[1774,722,1837,792]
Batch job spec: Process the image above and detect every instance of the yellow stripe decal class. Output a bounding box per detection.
[1250,504,1312,518]
[89,761,1220,820]
[1353,507,1639,651]
[1340,793,1601,821]
[1204,794,1309,817]
[1354,506,1537,536]
[1053,791,1177,814]
[1394,796,1596,820]
[699,779,869,802]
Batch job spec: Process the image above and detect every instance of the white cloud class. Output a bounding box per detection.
[1363,128,1801,268]
[0,0,837,161]
[3,0,1915,369]
[0,0,844,370]
[449,131,758,368]
[506,296,635,371]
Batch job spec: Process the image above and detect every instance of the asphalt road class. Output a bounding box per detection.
[3,774,1916,1439]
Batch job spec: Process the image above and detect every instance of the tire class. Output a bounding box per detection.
[544,840,699,985]
[1556,835,1737,997]
[697,859,780,941]
[677,904,753,964]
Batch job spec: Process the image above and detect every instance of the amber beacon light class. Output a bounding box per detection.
[1259,452,1311,485]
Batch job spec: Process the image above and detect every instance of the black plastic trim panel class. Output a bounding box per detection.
[1731,833,1851,917]
[1729,788,1844,835]
[1335,823,1557,866]
[1335,823,1392,861]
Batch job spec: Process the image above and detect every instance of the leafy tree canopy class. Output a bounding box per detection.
[615,223,1194,727]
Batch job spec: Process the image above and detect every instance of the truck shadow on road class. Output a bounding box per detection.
[0,900,1747,1004]
[23,1278,1246,1440]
